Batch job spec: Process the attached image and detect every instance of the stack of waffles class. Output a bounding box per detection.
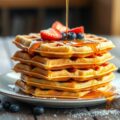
[12,33,117,99]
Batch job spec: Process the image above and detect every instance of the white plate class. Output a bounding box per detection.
[0,71,120,108]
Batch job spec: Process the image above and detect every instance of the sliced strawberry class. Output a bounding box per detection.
[52,21,69,33]
[69,26,84,34]
[40,28,62,41]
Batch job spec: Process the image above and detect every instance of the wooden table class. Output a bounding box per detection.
[0,36,120,120]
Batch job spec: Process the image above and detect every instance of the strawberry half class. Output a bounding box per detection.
[52,21,69,33]
[40,28,62,41]
[69,26,84,34]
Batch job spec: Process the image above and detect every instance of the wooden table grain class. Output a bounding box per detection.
[0,36,120,120]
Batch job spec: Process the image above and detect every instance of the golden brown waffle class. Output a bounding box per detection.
[16,80,113,99]
[12,32,117,99]
[21,73,114,92]
[13,34,115,58]
[12,51,113,70]
[13,63,117,81]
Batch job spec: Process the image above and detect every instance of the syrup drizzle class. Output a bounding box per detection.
[82,89,114,100]
[90,43,115,108]
[28,41,41,54]
[66,0,69,33]
[74,41,115,107]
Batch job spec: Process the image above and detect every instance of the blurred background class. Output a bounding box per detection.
[0,0,120,36]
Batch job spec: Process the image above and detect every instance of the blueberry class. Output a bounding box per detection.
[3,101,11,109]
[62,32,67,40]
[117,68,120,73]
[68,32,77,40]
[77,33,84,39]
[0,104,4,111]
[9,104,20,112]
[33,106,44,115]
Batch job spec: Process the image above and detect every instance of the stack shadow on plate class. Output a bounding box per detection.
[12,33,117,99]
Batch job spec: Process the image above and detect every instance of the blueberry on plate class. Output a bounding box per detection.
[117,68,120,73]
[9,104,20,112]
[33,106,44,115]
[77,33,84,39]
[68,32,77,40]
[0,104,4,111]
[3,101,11,110]
[62,32,67,40]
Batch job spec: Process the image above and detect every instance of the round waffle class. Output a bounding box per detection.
[13,63,117,81]
[13,34,115,58]
[16,80,114,99]
[12,51,113,70]
[21,73,114,92]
